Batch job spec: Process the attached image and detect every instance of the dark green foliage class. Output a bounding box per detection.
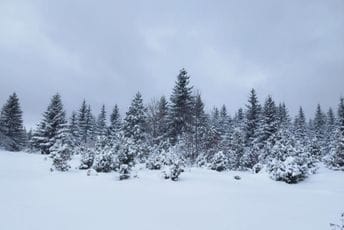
[0,93,26,151]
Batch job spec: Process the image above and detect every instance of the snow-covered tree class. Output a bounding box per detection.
[122,92,149,162]
[32,94,67,154]
[50,140,72,171]
[123,92,146,142]
[244,89,261,146]
[191,93,208,162]
[313,104,327,142]
[78,101,96,145]
[79,146,95,170]
[326,98,344,170]
[161,145,185,181]
[294,107,308,144]
[267,128,309,184]
[258,96,279,145]
[168,68,194,144]
[93,136,114,173]
[116,135,136,180]
[69,111,80,147]
[227,128,246,170]
[95,105,107,138]
[108,105,121,141]
[210,151,228,172]
[0,93,26,151]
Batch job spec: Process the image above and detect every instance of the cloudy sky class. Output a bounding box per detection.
[0,0,343,127]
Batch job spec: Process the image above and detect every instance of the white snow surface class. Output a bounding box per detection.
[0,150,343,230]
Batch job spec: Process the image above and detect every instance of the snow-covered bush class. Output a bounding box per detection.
[268,156,308,184]
[267,129,309,184]
[330,213,344,230]
[78,146,95,170]
[325,130,344,171]
[210,151,228,172]
[50,140,72,172]
[92,137,115,173]
[93,150,114,173]
[146,151,165,170]
[161,146,185,181]
[195,153,210,168]
[116,135,136,180]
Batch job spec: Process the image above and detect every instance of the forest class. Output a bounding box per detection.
[0,69,343,183]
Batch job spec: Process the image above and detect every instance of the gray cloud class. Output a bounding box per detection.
[0,0,343,128]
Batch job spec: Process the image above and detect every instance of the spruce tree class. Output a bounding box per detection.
[32,94,67,154]
[313,104,327,141]
[192,93,208,161]
[326,98,344,170]
[78,100,96,145]
[168,68,194,144]
[294,107,307,143]
[0,93,26,151]
[156,96,169,143]
[244,89,261,146]
[122,92,148,161]
[69,111,80,146]
[258,95,279,146]
[109,105,121,139]
[96,105,107,138]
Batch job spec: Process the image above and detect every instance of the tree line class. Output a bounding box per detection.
[0,69,343,182]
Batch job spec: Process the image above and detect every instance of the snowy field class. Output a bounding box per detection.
[0,150,343,230]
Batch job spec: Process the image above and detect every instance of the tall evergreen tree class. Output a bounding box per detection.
[0,93,26,151]
[294,107,307,142]
[156,96,169,142]
[78,100,96,145]
[168,68,194,144]
[122,92,148,161]
[257,95,279,146]
[32,94,67,154]
[326,98,344,170]
[192,93,208,161]
[96,105,107,138]
[69,111,80,146]
[123,92,146,142]
[313,104,327,141]
[244,89,261,146]
[109,105,121,139]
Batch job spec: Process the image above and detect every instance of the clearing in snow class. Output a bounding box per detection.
[0,150,343,230]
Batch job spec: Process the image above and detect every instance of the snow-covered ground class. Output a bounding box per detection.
[0,150,343,230]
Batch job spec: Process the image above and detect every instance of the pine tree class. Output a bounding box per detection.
[313,104,327,141]
[267,128,309,184]
[50,138,72,172]
[168,68,194,144]
[0,93,26,151]
[123,92,146,142]
[227,128,245,170]
[122,92,148,161]
[192,93,208,162]
[78,100,96,145]
[109,105,121,140]
[326,98,344,170]
[244,89,261,146]
[32,94,67,154]
[324,107,336,155]
[96,105,107,138]
[277,103,290,128]
[69,111,80,146]
[294,107,307,143]
[156,96,169,143]
[258,95,279,146]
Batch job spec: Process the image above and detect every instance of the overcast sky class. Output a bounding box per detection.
[0,0,343,128]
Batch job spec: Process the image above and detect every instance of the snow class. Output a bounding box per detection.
[0,150,343,230]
